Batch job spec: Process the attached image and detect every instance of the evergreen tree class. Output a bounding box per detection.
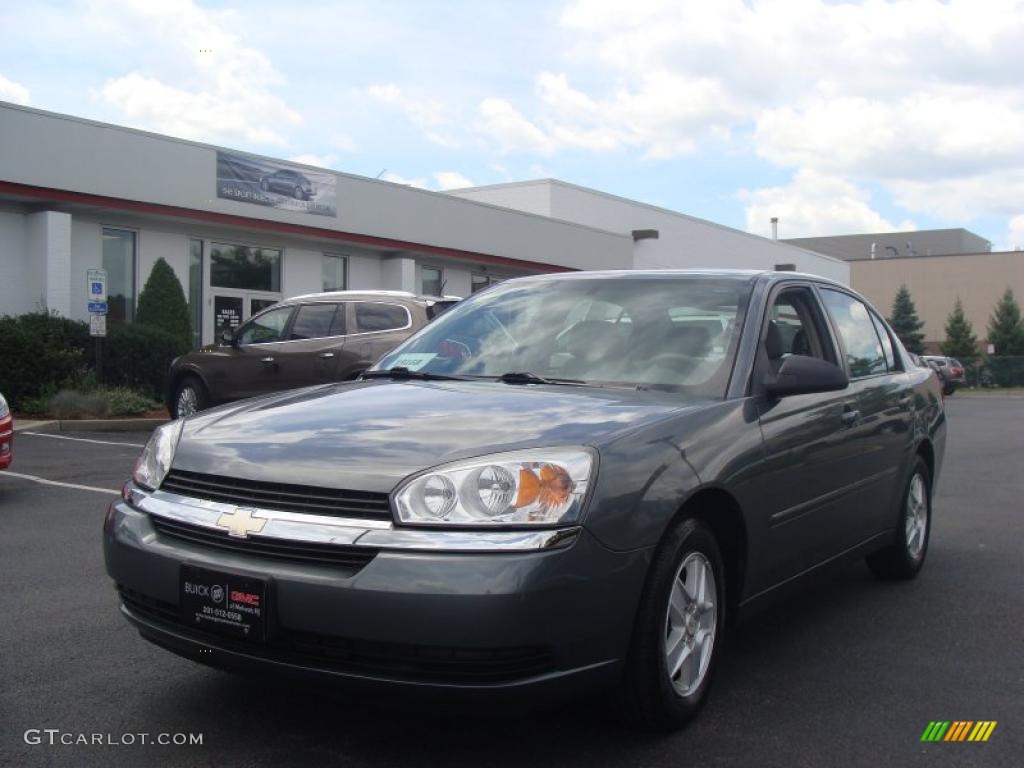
[888,284,926,354]
[136,258,192,351]
[986,287,1024,356]
[940,298,978,359]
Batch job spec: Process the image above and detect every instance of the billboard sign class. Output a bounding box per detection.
[216,151,337,217]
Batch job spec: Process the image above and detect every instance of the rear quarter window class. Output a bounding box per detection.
[355,302,410,333]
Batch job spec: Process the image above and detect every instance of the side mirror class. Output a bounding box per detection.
[220,329,237,347]
[764,355,848,398]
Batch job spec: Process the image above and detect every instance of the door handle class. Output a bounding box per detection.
[318,352,336,359]
[841,408,861,427]
[260,356,275,364]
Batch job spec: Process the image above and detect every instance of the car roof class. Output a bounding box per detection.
[502,268,849,290]
[282,289,440,304]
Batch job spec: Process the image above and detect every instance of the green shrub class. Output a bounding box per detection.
[136,258,192,351]
[0,311,89,408]
[101,322,188,400]
[48,389,109,419]
[105,387,157,416]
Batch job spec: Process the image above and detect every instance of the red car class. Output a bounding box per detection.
[0,393,11,469]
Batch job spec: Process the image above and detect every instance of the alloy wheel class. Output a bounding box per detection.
[664,551,717,696]
[905,473,928,560]
[176,386,199,418]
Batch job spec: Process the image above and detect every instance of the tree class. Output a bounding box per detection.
[136,258,192,351]
[941,298,978,359]
[888,284,926,354]
[987,287,1024,356]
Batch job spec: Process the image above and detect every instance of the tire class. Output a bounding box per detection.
[172,375,208,419]
[866,456,931,580]
[616,517,726,731]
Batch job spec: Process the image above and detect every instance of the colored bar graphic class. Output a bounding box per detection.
[921,721,950,741]
[922,721,996,742]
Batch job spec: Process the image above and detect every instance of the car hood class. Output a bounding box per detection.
[173,380,709,493]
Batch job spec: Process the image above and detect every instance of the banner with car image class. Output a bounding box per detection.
[216,151,337,217]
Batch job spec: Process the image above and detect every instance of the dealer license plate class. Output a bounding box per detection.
[180,565,267,642]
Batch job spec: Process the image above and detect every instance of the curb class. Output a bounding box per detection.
[24,418,168,433]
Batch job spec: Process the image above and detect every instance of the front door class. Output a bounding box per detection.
[206,304,295,401]
[209,291,282,346]
[749,285,865,590]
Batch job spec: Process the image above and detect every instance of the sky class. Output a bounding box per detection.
[2,0,1024,249]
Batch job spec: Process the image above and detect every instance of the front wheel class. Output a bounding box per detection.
[617,517,725,731]
[171,376,208,419]
[866,456,931,580]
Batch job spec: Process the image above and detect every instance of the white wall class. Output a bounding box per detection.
[451,180,850,284]
[0,104,633,273]
[0,210,32,315]
[282,248,322,297]
[347,253,381,290]
[69,220,102,322]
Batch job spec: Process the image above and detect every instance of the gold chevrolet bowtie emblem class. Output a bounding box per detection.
[215,507,267,538]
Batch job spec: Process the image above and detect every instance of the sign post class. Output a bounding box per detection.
[87,269,108,382]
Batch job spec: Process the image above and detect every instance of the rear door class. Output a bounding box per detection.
[276,302,347,389]
[818,288,915,537]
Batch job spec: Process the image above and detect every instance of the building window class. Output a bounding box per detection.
[210,242,281,292]
[421,266,443,297]
[189,239,203,349]
[322,254,347,291]
[471,273,505,294]
[102,228,136,322]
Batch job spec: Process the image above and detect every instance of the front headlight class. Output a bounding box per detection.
[132,419,185,490]
[0,394,9,420]
[393,448,595,527]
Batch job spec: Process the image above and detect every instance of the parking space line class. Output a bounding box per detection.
[0,470,119,495]
[20,432,145,448]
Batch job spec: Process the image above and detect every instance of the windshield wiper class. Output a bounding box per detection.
[361,367,472,382]
[496,371,587,386]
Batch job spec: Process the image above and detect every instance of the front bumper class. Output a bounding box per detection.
[103,496,651,696]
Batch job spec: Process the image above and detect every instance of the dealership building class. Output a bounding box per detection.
[0,102,846,346]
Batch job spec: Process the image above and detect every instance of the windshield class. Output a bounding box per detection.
[374,275,752,397]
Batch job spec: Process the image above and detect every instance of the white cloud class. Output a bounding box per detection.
[380,171,427,189]
[0,74,30,105]
[1005,215,1024,251]
[739,169,914,239]
[366,83,458,148]
[464,0,1024,229]
[476,98,554,154]
[287,153,336,169]
[434,171,474,190]
[93,0,301,145]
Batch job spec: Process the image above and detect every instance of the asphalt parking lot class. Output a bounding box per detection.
[1,397,1021,767]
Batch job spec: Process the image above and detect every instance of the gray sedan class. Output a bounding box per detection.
[104,269,945,731]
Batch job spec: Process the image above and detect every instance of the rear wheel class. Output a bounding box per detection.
[867,456,931,580]
[617,517,725,731]
[172,375,207,419]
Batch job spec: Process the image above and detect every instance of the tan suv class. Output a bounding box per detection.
[167,291,457,418]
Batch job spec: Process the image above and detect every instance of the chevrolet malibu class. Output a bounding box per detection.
[104,270,945,730]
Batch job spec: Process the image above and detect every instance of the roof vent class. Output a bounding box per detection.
[631,229,659,241]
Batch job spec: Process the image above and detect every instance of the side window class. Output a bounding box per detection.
[820,289,887,378]
[355,302,410,333]
[290,303,341,341]
[237,306,292,345]
[764,289,832,362]
[869,312,896,371]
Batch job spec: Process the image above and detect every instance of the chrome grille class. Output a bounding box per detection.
[160,469,391,520]
[150,515,378,570]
